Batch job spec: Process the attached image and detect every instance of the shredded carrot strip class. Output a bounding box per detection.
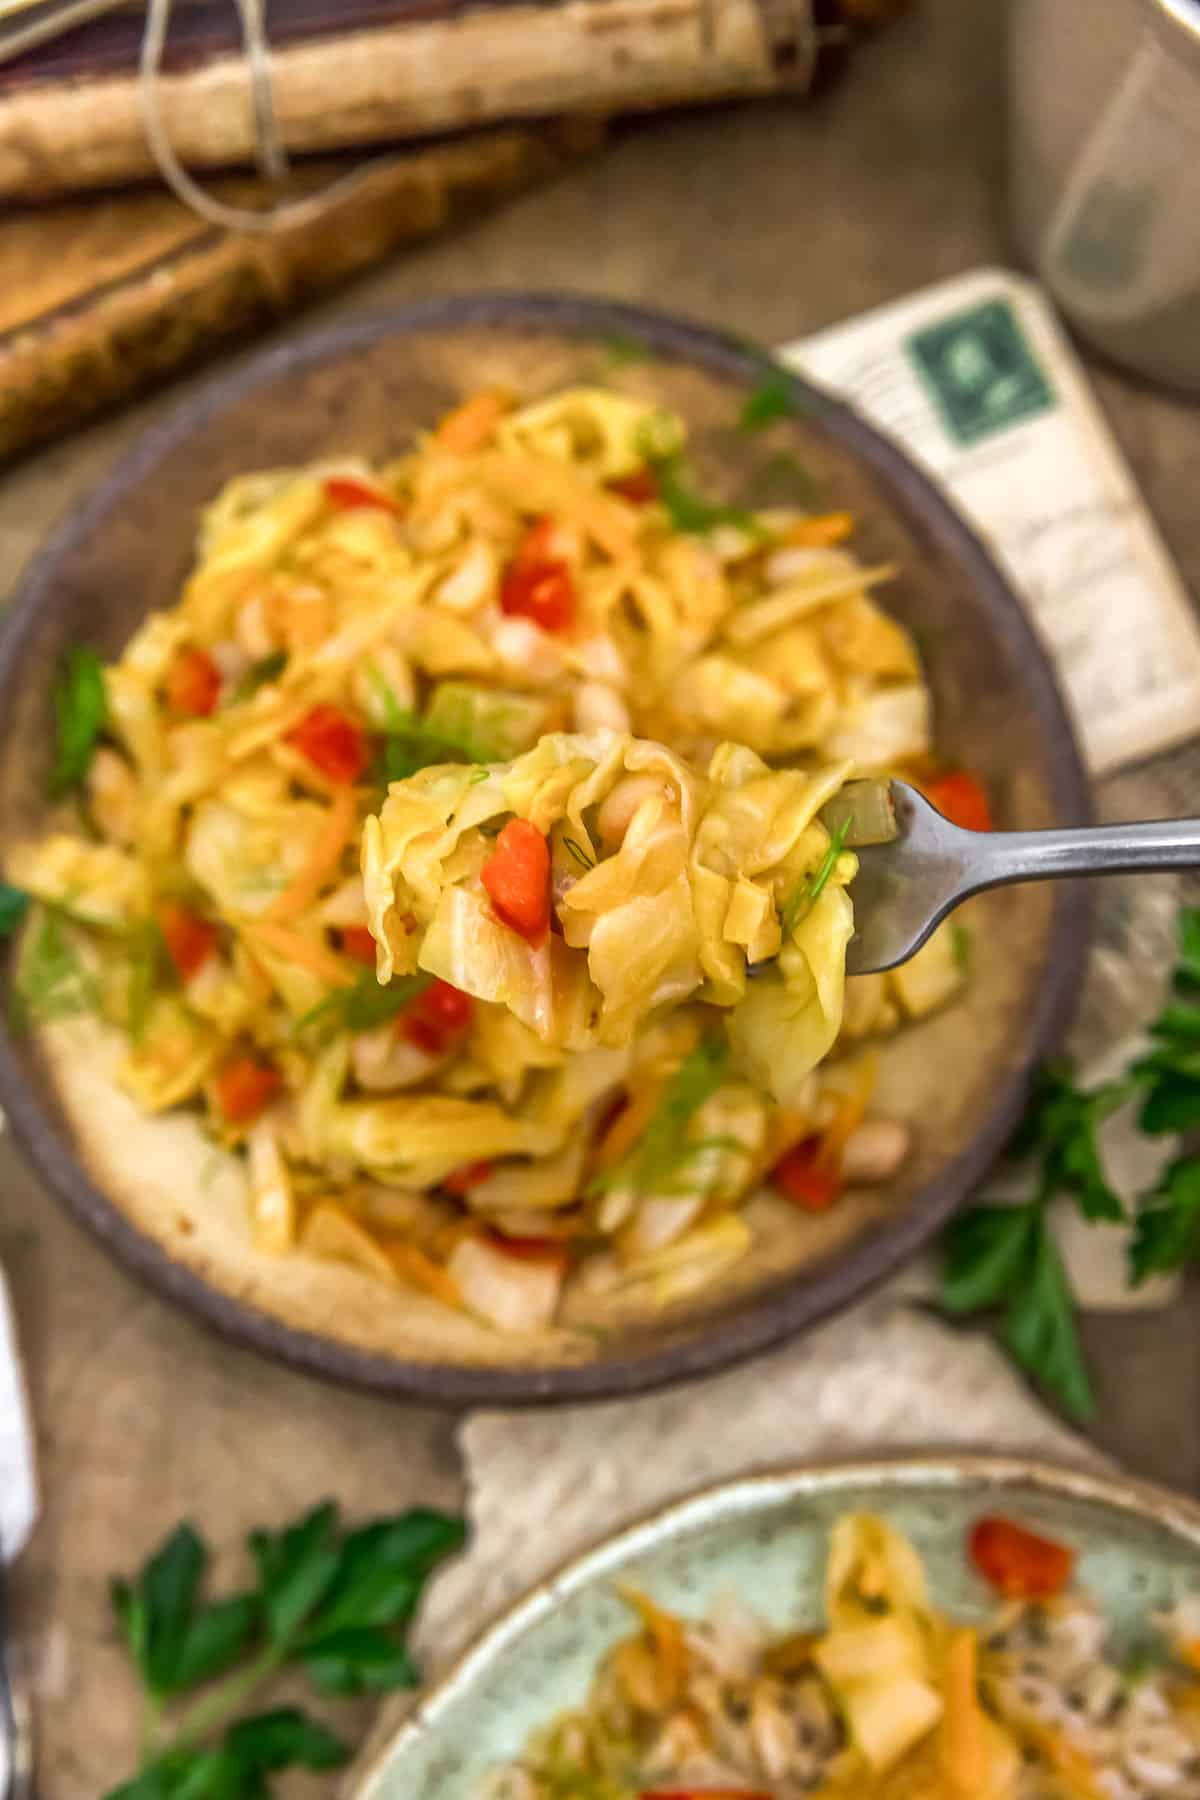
[939,1629,984,1797]
[617,1584,687,1706]
[481,453,636,563]
[435,388,510,454]
[592,1083,662,1174]
[1023,1720,1107,1800]
[264,785,356,923]
[816,1049,879,1170]
[786,510,855,547]
[248,920,356,987]
[384,1241,462,1309]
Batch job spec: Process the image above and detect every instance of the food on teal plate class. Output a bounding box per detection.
[484,1511,1200,1798]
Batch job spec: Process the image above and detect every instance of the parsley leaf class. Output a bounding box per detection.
[739,371,796,432]
[1003,1214,1094,1422]
[103,1498,465,1799]
[1012,1061,1128,1224]
[50,645,107,796]
[1131,1157,1200,1284]
[0,883,29,936]
[110,1523,255,1702]
[590,1035,734,1199]
[1127,908,1200,1134]
[780,819,851,940]
[950,922,971,973]
[942,1201,1093,1420]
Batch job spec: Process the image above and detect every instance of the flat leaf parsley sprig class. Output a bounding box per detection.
[941,906,1200,1422]
[106,1499,465,1800]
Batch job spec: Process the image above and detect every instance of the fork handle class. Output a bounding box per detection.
[959,816,1200,892]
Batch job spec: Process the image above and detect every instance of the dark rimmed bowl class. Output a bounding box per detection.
[0,293,1090,1404]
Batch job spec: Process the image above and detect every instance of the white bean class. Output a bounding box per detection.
[233,591,278,659]
[839,1118,911,1185]
[351,1027,443,1092]
[489,616,564,686]
[573,681,631,734]
[435,538,497,612]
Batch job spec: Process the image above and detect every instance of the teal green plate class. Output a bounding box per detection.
[354,1455,1200,1799]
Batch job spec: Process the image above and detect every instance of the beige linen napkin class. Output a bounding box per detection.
[414,1295,1103,1674]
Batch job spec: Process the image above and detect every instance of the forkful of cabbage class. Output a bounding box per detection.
[839,778,1200,974]
[362,730,1200,1107]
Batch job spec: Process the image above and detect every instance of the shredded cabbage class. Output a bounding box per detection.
[5,382,955,1334]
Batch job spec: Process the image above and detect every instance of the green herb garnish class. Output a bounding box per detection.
[950,922,971,973]
[230,652,287,704]
[937,909,1200,1414]
[125,919,171,1043]
[50,645,106,796]
[297,969,432,1042]
[602,332,654,367]
[1130,1157,1200,1283]
[1129,917,1200,1134]
[563,836,596,872]
[10,904,99,1031]
[780,819,851,939]
[104,1499,465,1799]
[0,883,29,936]
[1010,1061,1128,1225]
[739,371,795,432]
[589,1035,735,1199]
[740,449,822,510]
[942,1199,1094,1421]
[635,416,758,538]
[371,671,497,784]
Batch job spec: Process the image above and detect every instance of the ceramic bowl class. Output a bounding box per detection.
[0,294,1089,1402]
[355,1454,1200,1798]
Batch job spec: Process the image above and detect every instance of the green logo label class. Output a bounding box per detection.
[906,298,1055,446]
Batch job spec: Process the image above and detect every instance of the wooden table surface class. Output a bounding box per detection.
[4,1,1200,1793]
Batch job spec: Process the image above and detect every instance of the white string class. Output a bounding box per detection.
[138,0,384,235]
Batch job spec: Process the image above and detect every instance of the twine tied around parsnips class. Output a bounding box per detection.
[0,0,385,231]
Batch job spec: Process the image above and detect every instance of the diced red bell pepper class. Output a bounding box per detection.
[323,474,402,515]
[442,1160,494,1195]
[639,1791,774,1799]
[923,768,993,833]
[771,1137,842,1213]
[969,1516,1073,1598]
[157,900,217,981]
[399,978,475,1056]
[285,704,369,785]
[165,647,222,718]
[338,925,378,966]
[214,1053,282,1126]
[500,517,576,632]
[486,1231,571,1271]
[481,819,552,947]
[609,466,658,504]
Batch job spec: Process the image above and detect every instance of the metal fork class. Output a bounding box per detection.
[843,780,1200,976]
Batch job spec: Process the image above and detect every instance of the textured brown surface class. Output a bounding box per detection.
[0,120,605,462]
[2,0,1200,1794]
